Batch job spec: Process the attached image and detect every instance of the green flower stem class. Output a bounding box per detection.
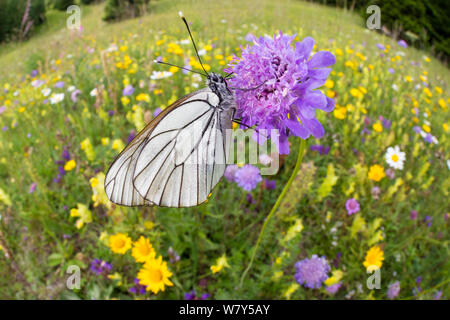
[239,138,307,288]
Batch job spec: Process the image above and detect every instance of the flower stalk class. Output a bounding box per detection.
[240,138,307,287]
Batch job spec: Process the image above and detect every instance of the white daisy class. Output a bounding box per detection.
[385,145,406,170]
[49,93,65,104]
[150,71,173,80]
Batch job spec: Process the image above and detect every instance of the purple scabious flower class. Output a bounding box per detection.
[387,281,400,299]
[224,164,239,182]
[90,259,112,275]
[226,33,335,154]
[345,198,360,215]
[234,165,262,191]
[294,254,330,289]
[397,40,408,48]
[54,81,65,89]
[122,85,134,96]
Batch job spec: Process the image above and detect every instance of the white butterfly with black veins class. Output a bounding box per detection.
[104,13,237,208]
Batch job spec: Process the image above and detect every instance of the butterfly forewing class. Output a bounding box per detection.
[104,88,232,207]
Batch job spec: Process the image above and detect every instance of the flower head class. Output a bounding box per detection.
[294,254,330,289]
[345,198,360,215]
[234,165,262,191]
[226,33,335,154]
[210,254,230,274]
[90,258,112,276]
[109,232,132,254]
[137,256,173,294]
[363,246,384,270]
[132,236,156,262]
[368,164,385,182]
[385,146,406,170]
[70,203,92,229]
[387,281,401,299]
[224,164,239,182]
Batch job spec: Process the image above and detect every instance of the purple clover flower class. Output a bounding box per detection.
[294,254,330,289]
[387,281,401,299]
[345,198,360,215]
[226,33,335,154]
[234,165,262,191]
[410,210,418,220]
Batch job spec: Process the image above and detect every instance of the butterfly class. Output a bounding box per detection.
[104,13,240,208]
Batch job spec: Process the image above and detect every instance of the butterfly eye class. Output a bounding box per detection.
[212,74,218,82]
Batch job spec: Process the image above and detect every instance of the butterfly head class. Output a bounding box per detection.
[207,73,230,97]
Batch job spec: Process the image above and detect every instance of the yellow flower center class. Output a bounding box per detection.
[148,267,163,283]
[392,154,399,162]
[115,238,125,248]
[139,245,150,256]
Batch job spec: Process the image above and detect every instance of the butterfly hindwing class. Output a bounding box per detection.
[105,87,232,208]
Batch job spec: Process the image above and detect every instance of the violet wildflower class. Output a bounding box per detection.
[294,254,330,289]
[310,144,330,155]
[326,283,341,294]
[264,179,276,190]
[226,33,335,154]
[234,165,262,191]
[184,290,210,300]
[410,210,418,220]
[153,107,162,117]
[397,40,408,48]
[129,278,147,295]
[387,281,400,299]
[371,186,381,200]
[90,258,112,275]
[127,130,137,143]
[0,106,5,114]
[71,89,81,103]
[123,85,134,96]
[29,183,37,194]
[424,215,432,227]
[376,43,385,50]
[434,291,443,300]
[168,246,180,264]
[224,164,239,182]
[55,81,65,89]
[386,168,395,180]
[388,68,395,74]
[345,198,360,215]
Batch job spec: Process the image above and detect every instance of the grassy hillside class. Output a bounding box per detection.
[0,0,448,300]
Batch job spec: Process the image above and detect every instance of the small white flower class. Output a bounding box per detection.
[197,49,207,56]
[259,154,272,166]
[392,84,399,91]
[447,159,450,170]
[50,93,65,104]
[90,88,98,97]
[180,39,190,45]
[385,145,406,170]
[150,71,173,80]
[31,80,43,88]
[41,88,51,97]
[67,86,76,92]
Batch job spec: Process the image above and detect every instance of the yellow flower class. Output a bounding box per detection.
[101,137,110,146]
[80,138,95,161]
[335,48,343,56]
[438,98,446,108]
[325,79,334,89]
[121,96,130,106]
[132,236,156,262]
[137,256,173,294]
[144,221,154,230]
[363,246,384,270]
[90,172,110,208]
[136,93,150,102]
[368,164,385,182]
[333,106,347,120]
[112,139,125,151]
[70,203,92,229]
[210,254,230,274]
[423,87,432,98]
[324,270,344,286]
[435,86,442,94]
[372,122,383,132]
[64,159,76,171]
[109,232,132,254]
[443,123,449,132]
[422,124,431,133]
[350,88,363,98]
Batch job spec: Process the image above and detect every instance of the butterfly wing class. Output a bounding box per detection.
[105,87,232,207]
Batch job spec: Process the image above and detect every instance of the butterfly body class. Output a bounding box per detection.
[105,73,236,208]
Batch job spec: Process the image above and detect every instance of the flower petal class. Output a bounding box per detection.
[308,51,336,68]
[302,117,325,139]
[286,118,310,139]
[295,37,315,61]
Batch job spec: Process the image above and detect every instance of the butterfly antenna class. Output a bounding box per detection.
[179,11,209,77]
[153,60,207,77]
